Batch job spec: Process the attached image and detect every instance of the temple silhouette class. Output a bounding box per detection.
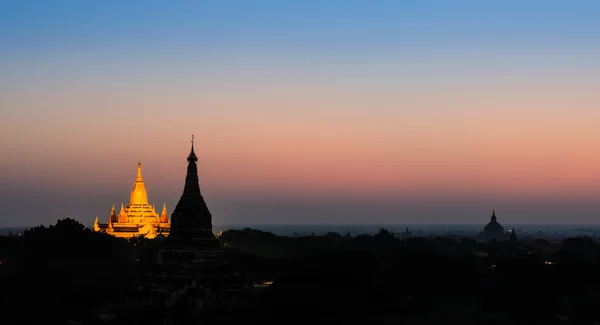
[481,209,518,242]
[127,136,246,321]
[93,162,170,239]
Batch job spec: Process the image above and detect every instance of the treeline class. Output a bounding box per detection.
[0,218,158,324]
[219,228,600,324]
[219,227,569,260]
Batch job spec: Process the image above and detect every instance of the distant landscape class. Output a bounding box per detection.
[5,223,600,239]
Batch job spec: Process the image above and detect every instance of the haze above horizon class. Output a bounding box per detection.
[2,0,600,227]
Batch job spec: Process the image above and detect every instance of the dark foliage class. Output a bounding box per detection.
[218,230,600,324]
[3,224,600,324]
[0,219,135,324]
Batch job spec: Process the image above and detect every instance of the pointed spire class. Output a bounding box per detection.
[93,216,100,232]
[188,134,198,162]
[110,204,117,222]
[118,203,128,223]
[136,161,143,181]
[182,136,202,196]
[491,209,497,222]
[129,162,149,205]
[160,203,169,223]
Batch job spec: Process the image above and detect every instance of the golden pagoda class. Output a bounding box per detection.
[94,162,170,239]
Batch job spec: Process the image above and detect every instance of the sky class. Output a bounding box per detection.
[2,0,600,227]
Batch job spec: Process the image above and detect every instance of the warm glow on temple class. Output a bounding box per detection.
[93,162,170,239]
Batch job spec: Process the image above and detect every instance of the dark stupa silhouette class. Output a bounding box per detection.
[167,136,219,249]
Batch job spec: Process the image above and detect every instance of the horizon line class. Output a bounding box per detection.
[5,222,600,229]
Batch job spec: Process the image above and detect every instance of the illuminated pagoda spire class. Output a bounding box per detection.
[118,203,128,223]
[129,162,149,206]
[94,216,100,232]
[109,204,117,223]
[168,135,217,246]
[160,203,169,223]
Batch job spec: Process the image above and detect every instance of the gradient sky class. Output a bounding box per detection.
[2,0,600,227]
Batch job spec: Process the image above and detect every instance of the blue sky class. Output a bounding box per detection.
[3,1,599,54]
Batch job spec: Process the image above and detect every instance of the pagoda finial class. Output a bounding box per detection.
[136,161,143,181]
[491,209,497,222]
[187,135,198,162]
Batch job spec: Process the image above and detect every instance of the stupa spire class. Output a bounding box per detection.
[110,204,117,223]
[188,134,198,162]
[93,217,100,232]
[118,203,128,223]
[136,161,143,181]
[160,203,169,223]
[182,136,201,196]
[93,216,100,231]
[129,162,149,206]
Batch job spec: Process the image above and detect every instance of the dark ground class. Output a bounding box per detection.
[2,220,600,324]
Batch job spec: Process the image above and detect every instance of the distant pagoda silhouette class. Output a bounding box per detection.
[482,209,506,241]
